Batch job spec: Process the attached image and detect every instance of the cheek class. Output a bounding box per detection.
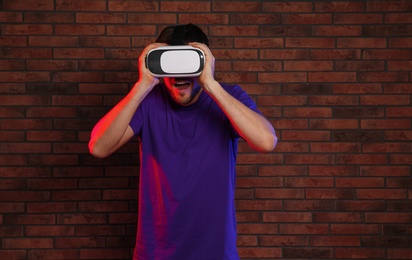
[164,78,171,85]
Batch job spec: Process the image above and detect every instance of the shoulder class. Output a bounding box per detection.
[220,83,245,96]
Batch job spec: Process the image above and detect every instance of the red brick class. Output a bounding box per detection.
[55,237,105,248]
[1,142,51,154]
[337,37,387,48]
[310,142,360,153]
[76,13,126,23]
[55,25,105,35]
[363,142,411,153]
[263,212,312,223]
[331,224,381,235]
[180,14,228,25]
[388,249,412,259]
[337,154,387,164]
[364,25,412,36]
[3,0,54,10]
[0,95,49,106]
[52,72,103,83]
[311,235,360,246]
[4,214,55,225]
[361,119,410,129]
[273,142,308,153]
[161,2,210,12]
[2,24,53,35]
[284,61,333,71]
[284,200,335,211]
[255,188,305,199]
[108,212,137,224]
[315,2,365,12]
[53,48,104,59]
[385,13,412,24]
[1,47,52,58]
[358,189,407,200]
[306,189,355,199]
[313,212,362,223]
[310,119,358,129]
[314,25,362,36]
[233,61,282,72]
[261,25,311,37]
[389,37,412,48]
[80,36,131,47]
[384,130,412,141]
[55,0,106,11]
[212,2,259,12]
[336,200,386,211]
[336,177,384,188]
[80,248,131,259]
[0,36,27,46]
[282,131,330,141]
[272,119,308,130]
[388,61,412,71]
[238,223,278,235]
[237,235,258,246]
[334,13,383,24]
[282,83,331,95]
[280,224,329,235]
[390,154,412,165]
[259,165,307,177]
[231,14,280,24]
[282,13,331,24]
[335,248,386,259]
[237,177,282,188]
[237,154,282,165]
[285,177,334,188]
[128,13,175,24]
[361,94,410,105]
[361,165,410,176]
[0,12,23,22]
[309,165,358,176]
[24,12,74,23]
[367,1,412,11]
[238,247,282,259]
[3,238,53,249]
[312,49,360,60]
[259,72,307,83]
[236,200,282,211]
[259,235,308,246]
[263,2,313,12]
[109,1,158,11]
[310,95,359,105]
[234,38,283,48]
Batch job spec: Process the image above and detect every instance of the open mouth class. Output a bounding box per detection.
[172,79,191,88]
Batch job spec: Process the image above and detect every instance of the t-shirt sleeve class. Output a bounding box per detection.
[129,104,144,136]
[228,84,263,138]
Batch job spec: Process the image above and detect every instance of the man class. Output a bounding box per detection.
[89,24,277,260]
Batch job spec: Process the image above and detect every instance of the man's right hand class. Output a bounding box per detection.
[137,43,167,92]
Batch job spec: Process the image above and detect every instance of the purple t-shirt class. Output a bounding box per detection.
[130,83,260,260]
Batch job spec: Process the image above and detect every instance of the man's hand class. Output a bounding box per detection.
[138,43,167,91]
[189,42,217,92]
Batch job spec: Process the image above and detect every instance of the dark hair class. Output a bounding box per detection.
[156,23,209,46]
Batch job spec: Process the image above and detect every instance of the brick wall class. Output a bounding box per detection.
[1,0,411,259]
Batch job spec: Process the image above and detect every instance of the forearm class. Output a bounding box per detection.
[88,82,150,158]
[204,80,277,153]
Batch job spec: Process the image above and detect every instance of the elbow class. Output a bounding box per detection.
[88,140,110,159]
[257,131,278,153]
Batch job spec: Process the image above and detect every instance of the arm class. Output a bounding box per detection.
[88,43,165,158]
[190,43,277,153]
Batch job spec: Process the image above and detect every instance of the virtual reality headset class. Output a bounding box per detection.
[146,45,205,78]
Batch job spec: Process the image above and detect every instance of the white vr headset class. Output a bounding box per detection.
[146,45,205,78]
